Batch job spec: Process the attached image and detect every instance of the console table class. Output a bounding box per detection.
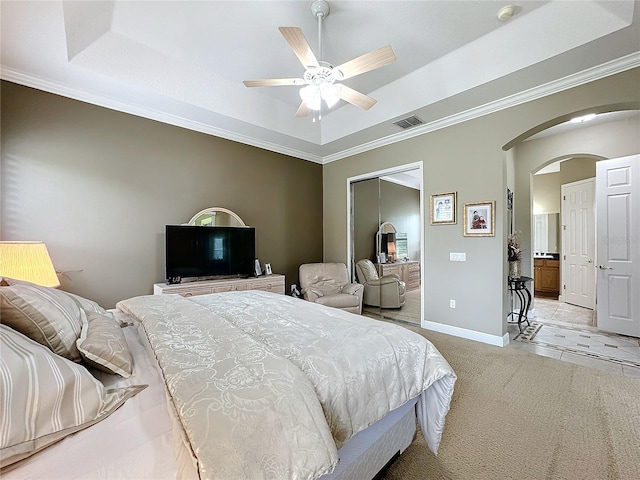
[154,274,285,297]
[507,276,533,333]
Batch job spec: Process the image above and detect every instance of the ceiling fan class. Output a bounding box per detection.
[243,0,396,118]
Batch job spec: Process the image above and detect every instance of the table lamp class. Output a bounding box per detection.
[0,241,60,287]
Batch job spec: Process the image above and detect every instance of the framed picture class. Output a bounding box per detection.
[463,201,495,236]
[254,259,262,276]
[430,191,457,225]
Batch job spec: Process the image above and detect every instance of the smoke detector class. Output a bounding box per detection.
[497,5,515,21]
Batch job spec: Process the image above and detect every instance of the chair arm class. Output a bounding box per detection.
[302,287,323,302]
[342,283,364,296]
[365,276,400,287]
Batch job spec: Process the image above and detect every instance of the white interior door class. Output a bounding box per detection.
[596,155,640,337]
[561,179,596,309]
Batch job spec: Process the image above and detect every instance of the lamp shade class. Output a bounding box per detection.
[0,241,60,287]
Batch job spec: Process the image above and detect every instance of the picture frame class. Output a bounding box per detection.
[430,192,457,225]
[254,259,262,276]
[463,201,495,236]
[264,263,272,275]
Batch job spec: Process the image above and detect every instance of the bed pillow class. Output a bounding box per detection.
[0,282,85,361]
[0,277,109,315]
[0,324,147,467]
[77,311,133,378]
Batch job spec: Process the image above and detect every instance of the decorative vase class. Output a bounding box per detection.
[509,260,521,279]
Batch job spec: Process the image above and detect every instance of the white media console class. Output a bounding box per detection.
[153,274,285,297]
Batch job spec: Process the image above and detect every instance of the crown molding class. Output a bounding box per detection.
[3,51,638,166]
[0,68,324,164]
[321,52,640,164]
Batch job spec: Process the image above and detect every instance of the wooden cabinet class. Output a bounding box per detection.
[533,259,559,297]
[154,274,285,297]
[377,261,420,291]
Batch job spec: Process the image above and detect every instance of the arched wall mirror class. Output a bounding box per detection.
[376,221,397,263]
[187,207,246,227]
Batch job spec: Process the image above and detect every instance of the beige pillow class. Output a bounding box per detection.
[1,277,108,314]
[0,282,85,361]
[77,311,133,378]
[0,324,146,467]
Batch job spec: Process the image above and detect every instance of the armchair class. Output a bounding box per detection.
[355,259,406,309]
[298,263,364,315]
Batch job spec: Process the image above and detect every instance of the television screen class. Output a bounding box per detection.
[165,225,256,282]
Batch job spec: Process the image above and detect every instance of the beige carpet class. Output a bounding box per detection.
[380,326,640,480]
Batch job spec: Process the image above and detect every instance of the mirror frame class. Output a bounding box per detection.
[376,221,398,263]
[187,207,246,226]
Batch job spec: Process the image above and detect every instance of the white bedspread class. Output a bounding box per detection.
[117,291,456,480]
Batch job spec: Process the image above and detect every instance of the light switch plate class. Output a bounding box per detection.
[450,252,466,262]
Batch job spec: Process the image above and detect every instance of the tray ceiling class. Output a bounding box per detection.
[2,1,639,163]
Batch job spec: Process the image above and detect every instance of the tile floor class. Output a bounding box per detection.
[507,297,640,379]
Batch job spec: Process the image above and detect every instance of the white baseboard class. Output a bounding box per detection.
[421,320,510,347]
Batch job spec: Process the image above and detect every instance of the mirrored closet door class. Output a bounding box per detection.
[350,167,422,325]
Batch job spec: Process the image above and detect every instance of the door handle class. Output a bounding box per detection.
[598,265,613,270]
[587,259,593,264]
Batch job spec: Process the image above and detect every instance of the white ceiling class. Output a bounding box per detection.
[2,1,639,164]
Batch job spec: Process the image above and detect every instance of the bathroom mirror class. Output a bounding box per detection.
[187,207,246,227]
[533,213,559,254]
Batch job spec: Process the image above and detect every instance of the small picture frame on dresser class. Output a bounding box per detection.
[254,259,262,276]
[264,263,273,275]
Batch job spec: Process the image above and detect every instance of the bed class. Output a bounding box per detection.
[0,281,456,479]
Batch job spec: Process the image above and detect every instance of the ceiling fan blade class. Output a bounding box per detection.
[243,78,305,87]
[333,45,396,80]
[337,85,377,110]
[295,101,311,117]
[279,27,320,69]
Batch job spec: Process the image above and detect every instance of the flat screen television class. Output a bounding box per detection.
[165,225,256,283]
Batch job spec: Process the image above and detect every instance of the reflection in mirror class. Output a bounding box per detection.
[380,221,397,234]
[188,207,246,227]
[376,222,397,263]
[533,213,559,254]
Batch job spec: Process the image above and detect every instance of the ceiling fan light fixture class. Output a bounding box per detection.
[321,83,341,108]
[243,1,396,117]
[300,85,322,110]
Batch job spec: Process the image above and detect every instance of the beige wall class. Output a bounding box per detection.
[380,180,421,262]
[533,157,598,214]
[352,178,380,265]
[352,179,420,267]
[324,68,640,342]
[559,156,597,185]
[532,173,561,214]
[1,81,323,307]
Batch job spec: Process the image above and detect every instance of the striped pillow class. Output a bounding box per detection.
[77,311,133,378]
[0,277,109,315]
[0,324,146,467]
[0,283,85,361]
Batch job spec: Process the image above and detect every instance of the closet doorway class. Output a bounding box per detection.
[347,163,424,325]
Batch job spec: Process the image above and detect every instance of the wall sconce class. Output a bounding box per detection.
[0,241,60,287]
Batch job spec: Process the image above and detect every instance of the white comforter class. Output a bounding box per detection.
[117,291,456,480]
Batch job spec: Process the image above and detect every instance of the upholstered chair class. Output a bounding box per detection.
[355,259,406,309]
[298,263,364,315]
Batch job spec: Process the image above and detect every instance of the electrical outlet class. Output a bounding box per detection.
[449,299,456,308]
